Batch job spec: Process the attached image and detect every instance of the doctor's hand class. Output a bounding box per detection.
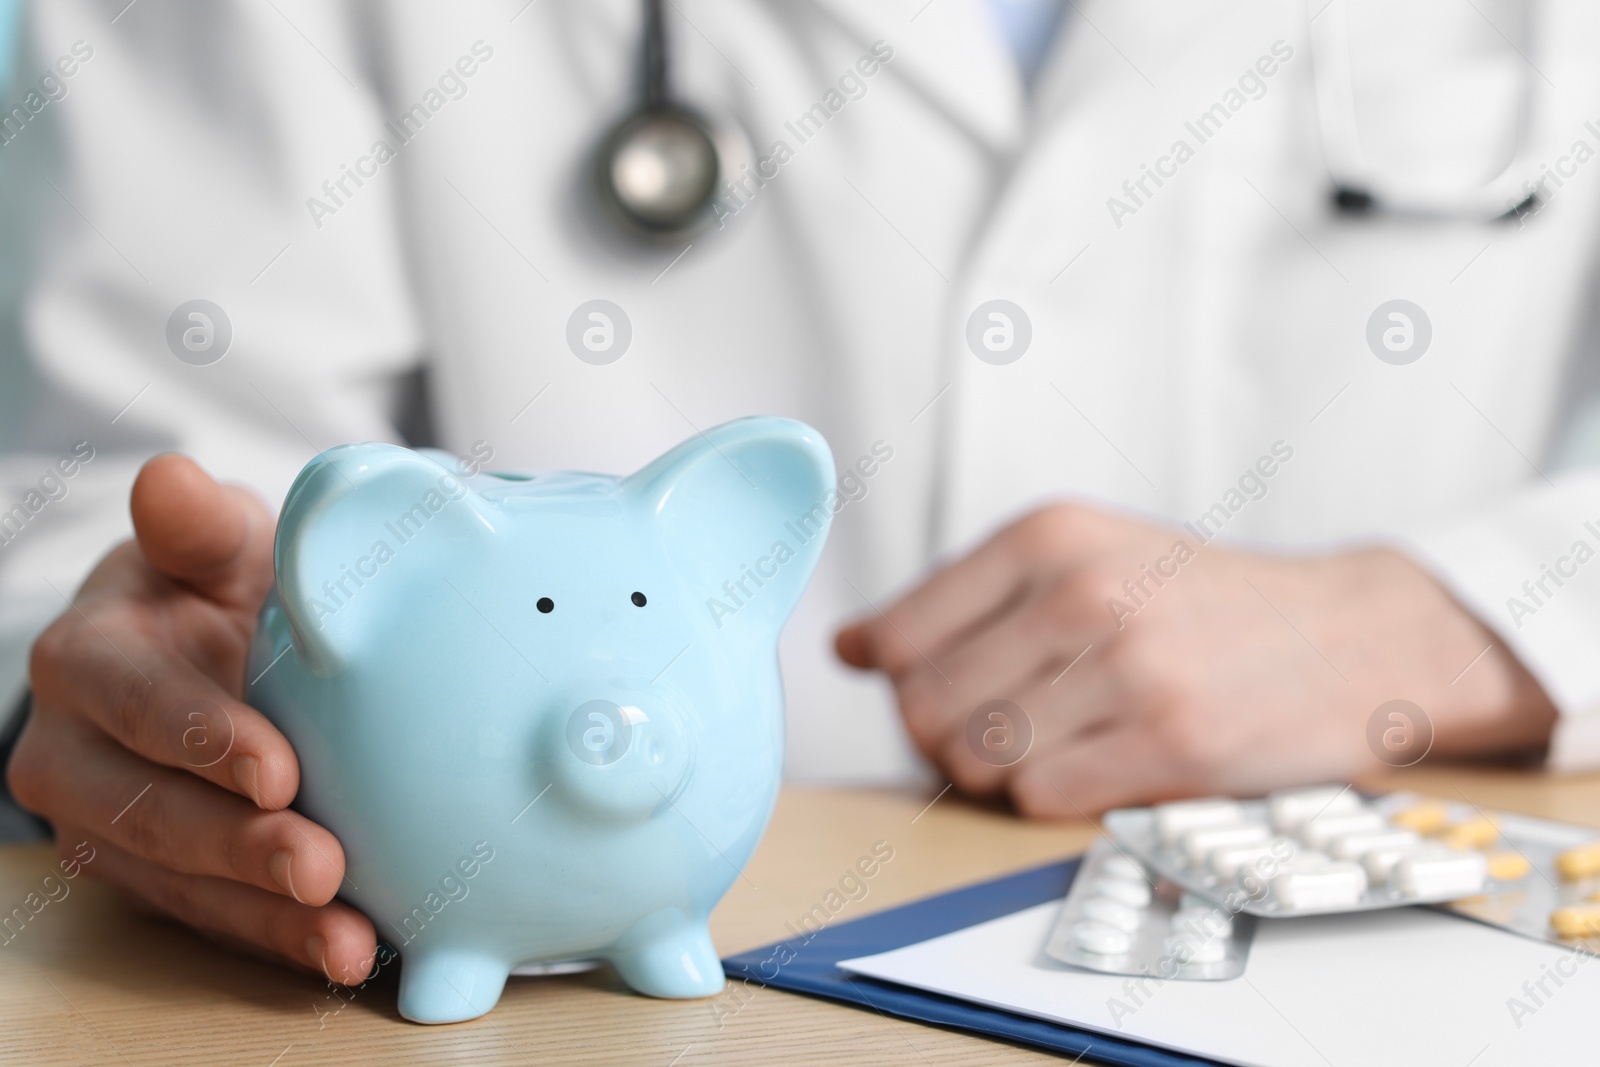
[7,456,377,983]
[835,503,1558,817]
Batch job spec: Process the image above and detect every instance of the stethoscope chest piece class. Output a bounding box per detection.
[596,105,720,237]
[592,0,727,240]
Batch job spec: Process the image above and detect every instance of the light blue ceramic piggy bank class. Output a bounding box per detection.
[244,417,833,1023]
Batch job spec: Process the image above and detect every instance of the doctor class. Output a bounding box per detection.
[4,0,1599,983]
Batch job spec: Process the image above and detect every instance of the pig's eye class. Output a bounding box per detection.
[631,591,647,607]
[537,597,554,613]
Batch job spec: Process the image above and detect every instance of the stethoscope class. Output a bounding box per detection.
[593,0,724,238]
[1308,0,1540,220]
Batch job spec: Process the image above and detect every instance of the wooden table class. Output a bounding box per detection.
[3,767,1598,1066]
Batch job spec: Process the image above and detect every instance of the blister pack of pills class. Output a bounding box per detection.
[1044,837,1256,980]
[1103,786,1492,917]
[1380,793,1600,956]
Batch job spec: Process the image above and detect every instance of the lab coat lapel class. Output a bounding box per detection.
[803,0,1024,155]
[937,0,1302,550]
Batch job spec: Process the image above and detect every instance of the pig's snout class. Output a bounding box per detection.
[544,694,693,821]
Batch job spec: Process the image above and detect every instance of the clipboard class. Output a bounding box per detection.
[722,857,1224,1066]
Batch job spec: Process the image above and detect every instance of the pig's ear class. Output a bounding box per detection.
[624,417,835,637]
[274,443,494,676]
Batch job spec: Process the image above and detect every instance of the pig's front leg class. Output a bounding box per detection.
[397,946,512,1023]
[608,907,724,998]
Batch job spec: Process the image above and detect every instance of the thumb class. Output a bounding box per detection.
[834,620,878,670]
[129,454,275,609]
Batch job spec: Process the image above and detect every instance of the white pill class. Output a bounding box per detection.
[1072,921,1131,955]
[1268,785,1361,832]
[1209,841,1280,881]
[1090,877,1152,908]
[1271,861,1367,909]
[1236,849,1327,892]
[1156,798,1242,845]
[1300,811,1386,850]
[1165,932,1227,963]
[1363,844,1418,886]
[1181,823,1269,865]
[1172,906,1234,941]
[1080,896,1144,932]
[1099,854,1146,883]
[1396,847,1489,899]
[1331,829,1420,862]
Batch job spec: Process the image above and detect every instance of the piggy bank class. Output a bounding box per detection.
[244,417,833,1023]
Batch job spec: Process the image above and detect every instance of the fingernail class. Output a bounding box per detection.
[305,933,330,978]
[232,755,261,806]
[270,849,304,903]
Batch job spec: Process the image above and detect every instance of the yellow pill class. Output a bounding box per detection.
[1557,840,1600,881]
[1551,903,1600,939]
[1485,851,1530,881]
[1443,816,1500,850]
[1391,802,1449,836]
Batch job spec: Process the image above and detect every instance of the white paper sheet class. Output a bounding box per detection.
[839,901,1599,1066]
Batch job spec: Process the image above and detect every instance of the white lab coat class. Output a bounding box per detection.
[3,0,1600,782]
